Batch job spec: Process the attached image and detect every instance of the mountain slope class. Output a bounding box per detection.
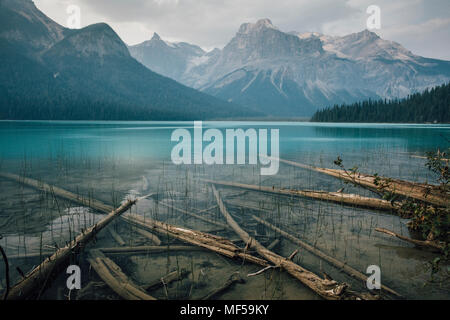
[131,19,450,117]
[0,0,66,56]
[0,0,251,120]
[129,33,206,82]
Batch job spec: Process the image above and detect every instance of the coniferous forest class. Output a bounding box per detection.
[311,83,450,123]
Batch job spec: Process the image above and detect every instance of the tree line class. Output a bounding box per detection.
[311,83,450,123]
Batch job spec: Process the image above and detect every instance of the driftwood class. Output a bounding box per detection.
[88,249,156,300]
[273,158,449,208]
[375,228,446,251]
[0,172,113,213]
[253,215,401,297]
[201,272,245,300]
[145,269,190,291]
[158,201,231,230]
[211,184,374,300]
[1,172,269,273]
[4,199,137,300]
[121,214,269,267]
[203,179,399,212]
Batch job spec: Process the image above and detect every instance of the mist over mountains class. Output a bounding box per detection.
[130,19,450,117]
[1,0,449,120]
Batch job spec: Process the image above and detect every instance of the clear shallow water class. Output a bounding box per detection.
[0,121,449,300]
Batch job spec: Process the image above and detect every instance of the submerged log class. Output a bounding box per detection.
[0,172,113,213]
[3,251,54,260]
[201,272,245,300]
[145,269,190,291]
[134,227,162,246]
[158,201,231,230]
[267,239,280,251]
[121,214,269,267]
[1,172,269,273]
[211,184,374,300]
[4,199,137,300]
[375,228,446,252]
[88,249,156,300]
[99,246,202,255]
[272,158,449,208]
[108,227,126,246]
[203,179,399,212]
[252,215,401,297]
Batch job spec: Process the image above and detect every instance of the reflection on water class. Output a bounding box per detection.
[0,121,449,300]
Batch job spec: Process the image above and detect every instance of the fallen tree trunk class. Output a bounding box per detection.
[1,172,276,297]
[2,172,269,271]
[88,249,156,300]
[375,228,446,251]
[4,199,137,300]
[253,215,401,297]
[0,172,113,213]
[211,184,374,300]
[203,179,399,212]
[121,214,269,267]
[272,158,449,208]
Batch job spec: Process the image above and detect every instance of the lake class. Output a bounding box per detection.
[0,121,449,300]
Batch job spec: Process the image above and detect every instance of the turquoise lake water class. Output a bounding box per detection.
[1,120,448,159]
[0,121,449,300]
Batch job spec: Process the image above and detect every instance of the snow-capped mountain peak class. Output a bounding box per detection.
[129,19,450,117]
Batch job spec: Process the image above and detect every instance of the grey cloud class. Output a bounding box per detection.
[35,0,450,59]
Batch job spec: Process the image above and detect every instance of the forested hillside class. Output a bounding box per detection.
[311,83,450,123]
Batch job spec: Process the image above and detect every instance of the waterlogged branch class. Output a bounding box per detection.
[121,214,269,267]
[88,249,156,300]
[1,172,269,276]
[252,215,401,297]
[268,158,449,208]
[210,184,375,300]
[375,228,446,252]
[145,269,190,291]
[157,201,231,230]
[201,272,245,300]
[202,179,400,212]
[5,199,137,300]
[0,172,113,213]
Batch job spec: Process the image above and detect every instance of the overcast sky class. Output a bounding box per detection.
[34,0,450,60]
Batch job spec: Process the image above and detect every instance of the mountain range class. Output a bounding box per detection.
[0,0,248,120]
[130,19,450,117]
[1,0,449,120]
